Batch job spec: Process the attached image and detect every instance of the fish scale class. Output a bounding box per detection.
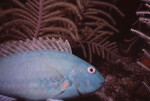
[0,50,67,99]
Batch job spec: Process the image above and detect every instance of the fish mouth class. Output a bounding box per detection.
[100,82,105,87]
[95,82,105,92]
[72,82,105,96]
[98,82,105,88]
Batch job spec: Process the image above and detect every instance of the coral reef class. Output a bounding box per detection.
[0,0,150,101]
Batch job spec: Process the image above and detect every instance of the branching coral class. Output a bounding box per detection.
[125,0,150,75]
[120,0,150,100]
[125,0,150,54]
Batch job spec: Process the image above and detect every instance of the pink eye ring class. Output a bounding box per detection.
[87,66,96,74]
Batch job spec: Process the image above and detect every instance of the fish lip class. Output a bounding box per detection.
[72,82,105,96]
[93,82,105,93]
[98,82,105,89]
[100,82,105,86]
[96,82,105,90]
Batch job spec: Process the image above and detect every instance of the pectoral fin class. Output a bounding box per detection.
[0,95,16,101]
[47,98,63,101]
[55,78,79,99]
[61,79,72,91]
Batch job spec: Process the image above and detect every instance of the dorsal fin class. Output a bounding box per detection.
[0,37,72,57]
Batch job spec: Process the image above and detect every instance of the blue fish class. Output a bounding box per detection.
[0,37,104,101]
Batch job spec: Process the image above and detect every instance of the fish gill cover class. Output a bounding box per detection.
[0,0,150,101]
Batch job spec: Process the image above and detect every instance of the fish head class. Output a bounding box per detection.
[70,60,104,95]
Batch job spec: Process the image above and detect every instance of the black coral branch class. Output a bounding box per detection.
[125,0,150,54]
[0,0,80,40]
[79,40,118,63]
[0,0,124,63]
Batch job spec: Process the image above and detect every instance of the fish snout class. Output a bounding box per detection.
[96,74,105,88]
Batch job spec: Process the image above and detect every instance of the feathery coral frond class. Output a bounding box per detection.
[0,0,124,63]
[78,36,118,63]
[43,1,82,19]
[89,0,125,17]
[0,0,80,40]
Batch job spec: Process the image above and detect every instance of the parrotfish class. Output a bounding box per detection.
[0,37,104,101]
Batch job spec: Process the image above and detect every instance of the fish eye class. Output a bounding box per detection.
[87,66,95,74]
